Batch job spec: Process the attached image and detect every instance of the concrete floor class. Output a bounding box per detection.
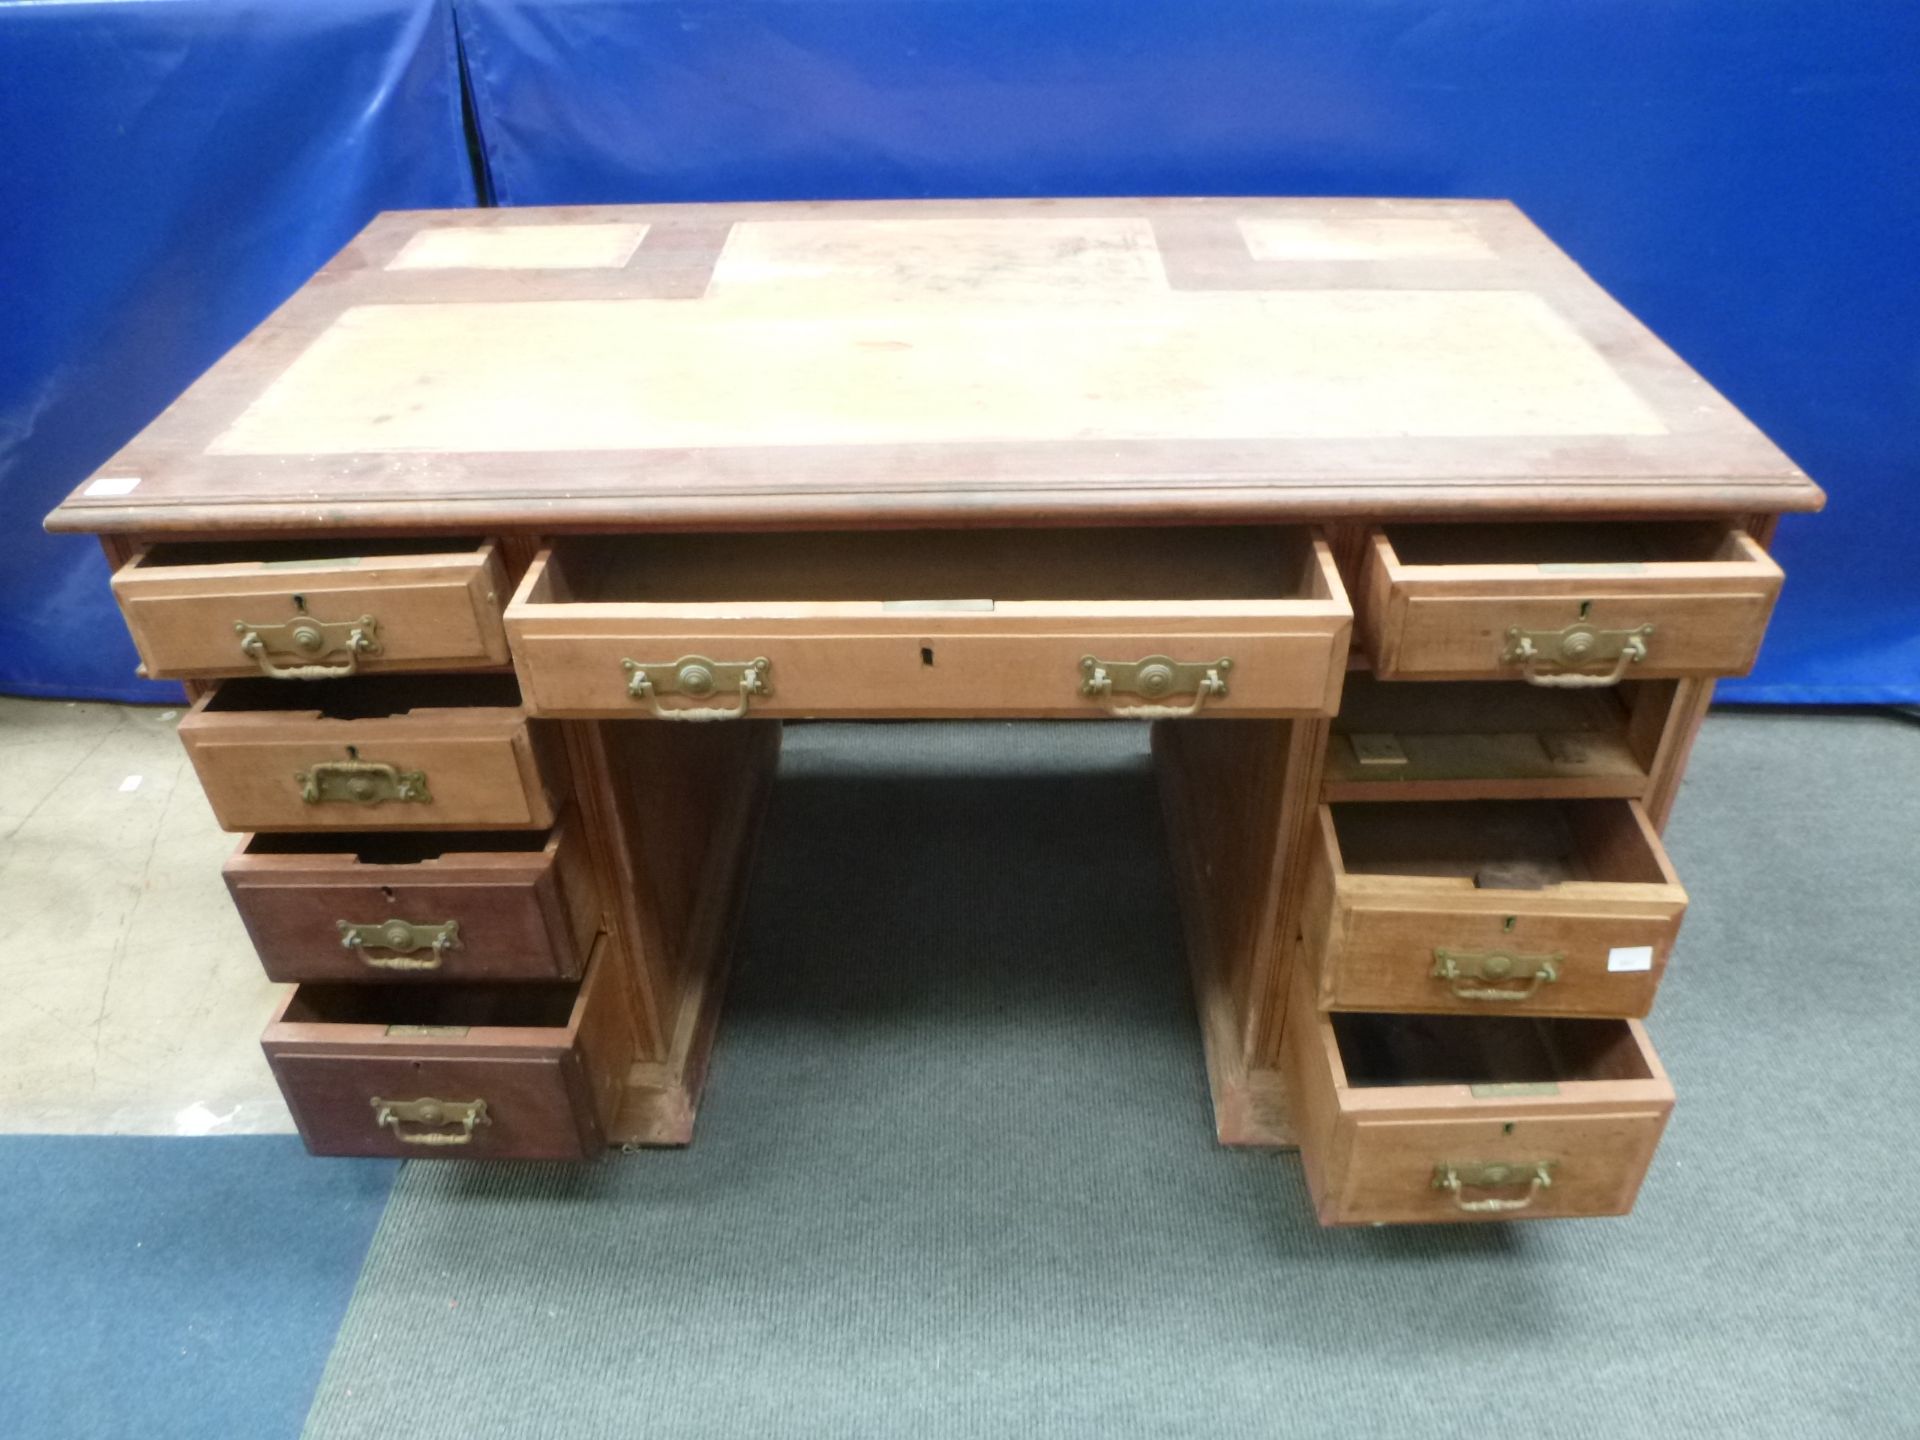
[0,697,292,1134]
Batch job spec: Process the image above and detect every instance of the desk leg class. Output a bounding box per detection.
[1154,717,1326,1147]
[561,717,781,1146]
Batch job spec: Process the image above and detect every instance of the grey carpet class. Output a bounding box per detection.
[302,714,1920,1439]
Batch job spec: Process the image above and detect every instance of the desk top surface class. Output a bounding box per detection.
[49,197,1822,535]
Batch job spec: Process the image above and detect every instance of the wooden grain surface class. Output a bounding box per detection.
[45,198,1822,536]
[224,818,597,983]
[1282,958,1673,1224]
[1301,800,1687,1019]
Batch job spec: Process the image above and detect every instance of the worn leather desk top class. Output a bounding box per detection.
[47,197,1822,536]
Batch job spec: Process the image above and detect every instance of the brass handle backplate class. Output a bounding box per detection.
[371,1097,489,1146]
[297,760,431,807]
[1433,1161,1555,1213]
[236,614,380,679]
[1501,622,1652,688]
[339,918,460,970]
[1432,947,1563,1002]
[1080,655,1231,718]
[623,655,770,720]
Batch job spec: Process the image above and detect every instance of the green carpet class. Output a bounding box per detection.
[302,714,1920,1439]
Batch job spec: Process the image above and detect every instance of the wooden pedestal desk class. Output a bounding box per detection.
[46,198,1824,1223]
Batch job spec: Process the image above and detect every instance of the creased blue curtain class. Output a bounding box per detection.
[0,0,476,703]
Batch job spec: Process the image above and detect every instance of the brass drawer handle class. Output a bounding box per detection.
[297,760,431,807]
[235,614,381,680]
[1432,947,1563,1002]
[339,918,460,970]
[622,655,770,720]
[372,1097,489,1146]
[1501,623,1652,688]
[1080,655,1231,718]
[1433,1161,1555,1213]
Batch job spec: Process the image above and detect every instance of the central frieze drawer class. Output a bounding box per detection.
[504,527,1351,719]
[179,673,562,832]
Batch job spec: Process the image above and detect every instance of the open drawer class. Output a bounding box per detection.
[262,942,634,1160]
[1283,956,1673,1225]
[1325,674,1670,801]
[504,527,1351,719]
[111,537,510,680]
[224,815,599,983]
[1358,522,1782,682]
[179,673,562,832]
[1301,799,1686,1019]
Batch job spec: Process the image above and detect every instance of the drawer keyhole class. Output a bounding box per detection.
[921,646,935,667]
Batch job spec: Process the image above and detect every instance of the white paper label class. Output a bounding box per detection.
[85,475,142,496]
[1608,945,1655,973]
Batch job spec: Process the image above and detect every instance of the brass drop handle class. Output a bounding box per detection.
[235,614,381,680]
[372,1097,489,1146]
[1433,1161,1554,1213]
[1432,947,1562,1002]
[622,655,771,721]
[339,918,460,970]
[297,760,431,807]
[1080,655,1232,718]
[1502,623,1653,688]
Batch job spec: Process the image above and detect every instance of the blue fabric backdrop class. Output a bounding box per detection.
[4,0,1915,702]
[0,0,475,703]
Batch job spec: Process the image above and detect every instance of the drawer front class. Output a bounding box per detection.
[270,1052,600,1160]
[1302,802,1687,1019]
[510,625,1348,720]
[224,822,598,983]
[1326,1108,1670,1225]
[1360,528,1783,682]
[1316,903,1680,1019]
[504,529,1352,720]
[1283,960,1675,1226]
[181,700,560,832]
[112,541,510,680]
[262,948,634,1160]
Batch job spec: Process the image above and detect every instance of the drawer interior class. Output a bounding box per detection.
[539,526,1328,607]
[1329,798,1669,886]
[132,536,488,569]
[203,672,523,719]
[240,830,551,863]
[281,979,579,1030]
[1331,1011,1655,1088]
[1326,676,1668,795]
[1380,521,1741,568]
